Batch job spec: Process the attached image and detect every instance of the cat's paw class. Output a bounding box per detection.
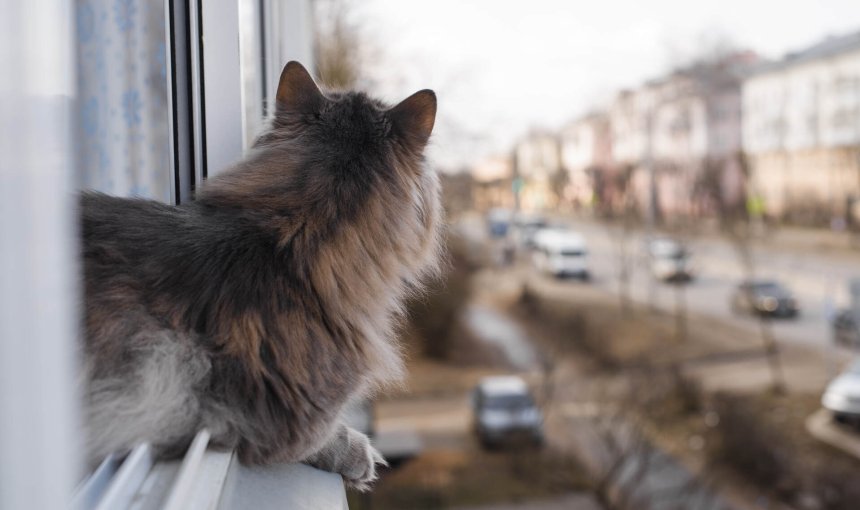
[340,432,387,492]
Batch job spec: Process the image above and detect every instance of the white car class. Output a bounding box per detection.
[532,229,590,279]
[472,376,544,448]
[646,238,693,282]
[511,213,548,248]
[822,360,860,425]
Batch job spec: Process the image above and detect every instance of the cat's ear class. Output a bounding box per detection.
[389,90,437,149]
[275,61,324,114]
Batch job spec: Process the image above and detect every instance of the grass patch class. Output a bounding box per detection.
[352,448,589,510]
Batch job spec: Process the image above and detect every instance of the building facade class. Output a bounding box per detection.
[743,31,860,224]
[514,131,563,211]
[559,112,612,211]
[471,155,515,211]
[607,53,753,220]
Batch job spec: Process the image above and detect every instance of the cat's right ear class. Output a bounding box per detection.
[388,90,437,149]
[275,61,324,114]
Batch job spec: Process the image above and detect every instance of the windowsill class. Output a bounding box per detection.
[73,430,347,510]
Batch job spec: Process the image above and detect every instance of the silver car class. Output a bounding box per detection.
[822,360,860,425]
[472,376,544,448]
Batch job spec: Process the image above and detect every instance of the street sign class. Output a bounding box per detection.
[512,177,524,195]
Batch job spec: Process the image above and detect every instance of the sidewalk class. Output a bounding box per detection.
[755,224,860,259]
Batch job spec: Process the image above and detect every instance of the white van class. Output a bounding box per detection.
[646,238,693,282]
[532,229,590,279]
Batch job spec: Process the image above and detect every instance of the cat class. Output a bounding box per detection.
[79,61,441,490]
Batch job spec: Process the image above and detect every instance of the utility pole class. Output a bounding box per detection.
[645,89,659,310]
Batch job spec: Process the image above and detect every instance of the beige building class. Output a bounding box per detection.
[471,155,515,211]
[609,53,754,219]
[742,31,860,223]
[514,131,562,211]
[559,113,612,210]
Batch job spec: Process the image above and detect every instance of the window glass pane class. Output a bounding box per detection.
[75,0,171,202]
[239,0,266,149]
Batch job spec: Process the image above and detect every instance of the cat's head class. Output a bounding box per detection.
[260,62,437,161]
[220,61,442,284]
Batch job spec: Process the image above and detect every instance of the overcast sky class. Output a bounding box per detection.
[350,0,860,170]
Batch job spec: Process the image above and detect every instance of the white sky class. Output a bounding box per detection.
[352,0,860,170]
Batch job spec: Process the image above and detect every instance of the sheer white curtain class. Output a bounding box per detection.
[76,0,171,201]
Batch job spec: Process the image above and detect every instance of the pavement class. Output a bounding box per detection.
[805,408,860,459]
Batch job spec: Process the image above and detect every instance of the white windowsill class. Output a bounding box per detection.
[73,430,348,510]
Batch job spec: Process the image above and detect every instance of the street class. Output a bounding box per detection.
[458,213,860,358]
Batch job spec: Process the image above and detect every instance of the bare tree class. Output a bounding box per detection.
[604,165,640,315]
[312,0,363,89]
[722,156,787,394]
[574,395,722,510]
[549,165,570,210]
[666,214,693,344]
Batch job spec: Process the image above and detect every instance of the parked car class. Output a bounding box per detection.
[730,279,799,318]
[486,208,514,238]
[472,376,544,448]
[646,237,693,283]
[822,360,860,425]
[511,213,548,248]
[833,308,860,347]
[532,228,589,280]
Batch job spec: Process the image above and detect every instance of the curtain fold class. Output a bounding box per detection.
[76,0,170,202]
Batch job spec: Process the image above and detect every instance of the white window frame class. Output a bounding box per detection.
[166,0,314,204]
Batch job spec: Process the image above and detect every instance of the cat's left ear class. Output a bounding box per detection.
[388,90,437,149]
[275,61,325,114]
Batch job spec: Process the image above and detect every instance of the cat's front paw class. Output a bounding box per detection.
[340,432,387,492]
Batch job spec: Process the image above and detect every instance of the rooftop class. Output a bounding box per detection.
[750,29,860,75]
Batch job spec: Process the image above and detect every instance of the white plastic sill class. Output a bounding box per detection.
[72,430,348,510]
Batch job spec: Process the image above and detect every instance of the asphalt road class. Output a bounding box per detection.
[457,213,860,358]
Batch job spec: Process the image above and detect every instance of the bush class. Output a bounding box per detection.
[516,285,614,369]
[632,365,702,422]
[808,463,860,510]
[361,449,589,510]
[706,393,797,496]
[407,234,478,360]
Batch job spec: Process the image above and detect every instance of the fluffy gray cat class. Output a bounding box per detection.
[79,61,441,490]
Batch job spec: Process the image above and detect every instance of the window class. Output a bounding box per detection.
[2,1,315,507]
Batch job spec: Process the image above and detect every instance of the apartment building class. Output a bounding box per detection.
[743,31,860,224]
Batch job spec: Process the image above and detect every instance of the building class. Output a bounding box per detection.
[608,53,754,220]
[559,112,612,211]
[471,155,515,211]
[742,31,860,224]
[514,131,563,211]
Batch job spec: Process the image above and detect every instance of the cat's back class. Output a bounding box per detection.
[81,192,187,247]
[79,191,216,298]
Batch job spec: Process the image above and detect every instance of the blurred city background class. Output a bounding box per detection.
[329,1,860,509]
[3,0,860,509]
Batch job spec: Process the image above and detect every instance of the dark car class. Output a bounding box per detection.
[472,376,544,448]
[731,280,799,318]
[833,309,860,347]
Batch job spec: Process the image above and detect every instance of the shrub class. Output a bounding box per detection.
[407,234,478,360]
[808,463,860,510]
[706,393,797,496]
